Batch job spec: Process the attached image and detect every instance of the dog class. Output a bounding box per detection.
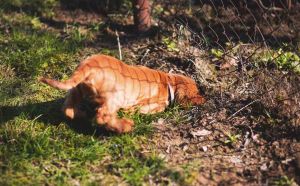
[40,54,205,133]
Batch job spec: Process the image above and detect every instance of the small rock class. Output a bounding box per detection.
[153,118,165,131]
[252,134,260,143]
[220,56,238,70]
[70,179,80,186]
[282,158,293,164]
[202,146,208,152]
[157,118,164,125]
[216,108,227,120]
[190,129,212,137]
[260,163,268,171]
[230,156,242,164]
[158,153,166,159]
[272,141,280,147]
[182,145,189,152]
[166,145,171,154]
[208,135,214,141]
[269,160,275,168]
[295,152,300,170]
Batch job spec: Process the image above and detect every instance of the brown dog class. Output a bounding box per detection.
[40,54,205,133]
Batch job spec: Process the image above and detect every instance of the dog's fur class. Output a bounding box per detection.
[40,54,205,133]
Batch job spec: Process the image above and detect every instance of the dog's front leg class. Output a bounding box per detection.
[95,105,134,133]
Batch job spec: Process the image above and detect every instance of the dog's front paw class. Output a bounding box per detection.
[119,118,134,133]
[64,108,75,119]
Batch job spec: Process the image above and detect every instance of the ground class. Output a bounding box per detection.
[0,0,300,185]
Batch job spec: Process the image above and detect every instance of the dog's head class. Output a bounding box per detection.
[168,74,205,106]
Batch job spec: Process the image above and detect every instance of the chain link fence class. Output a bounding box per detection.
[160,0,300,126]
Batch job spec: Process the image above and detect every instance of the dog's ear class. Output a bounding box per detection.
[190,95,206,105]
[176,94,205,107]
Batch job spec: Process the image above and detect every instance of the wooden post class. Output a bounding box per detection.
[286,0,291,9]
[132,0,151,32]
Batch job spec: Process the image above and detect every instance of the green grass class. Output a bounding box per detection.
[0,118,107,185]
[0,28,79,79]
[0,0,59,17]
[255,47,300,74]
[273,175,295,186]
[0,6,203,185]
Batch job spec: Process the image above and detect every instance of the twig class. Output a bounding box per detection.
[115,30,122,60]
[32,114,43,122]
[228,100,259,120]
[141,49,150,63]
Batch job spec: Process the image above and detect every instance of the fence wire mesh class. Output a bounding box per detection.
[0,0,300,184]
[157,0,300,126]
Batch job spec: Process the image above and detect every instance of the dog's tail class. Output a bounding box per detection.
[40,66,90,91]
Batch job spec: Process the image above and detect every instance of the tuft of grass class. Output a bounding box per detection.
[161,161,202,185]
[181,160,202,185]
[64,23,101,43]
[162,104,190,125]
[117,110,153,136]
[224,133,240,146]
[162,37,179,52]
[211,48,224,59]
[116,155,164,185]
[107,135,164,185]
[273,175,295,186]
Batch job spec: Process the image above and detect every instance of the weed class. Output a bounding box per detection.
[153,4,164,17]
[162,104,189,125]
[30,17,43,29]
[259,48,300,74]
[181,161,201,184]
[224,133,240,145]
[89,22,105,33]
[162,37,179,52]
[211,48,224,59]
[64,24,94,43]
[273,176,295,186]
[101,48,119,57]
[163,161,201,185]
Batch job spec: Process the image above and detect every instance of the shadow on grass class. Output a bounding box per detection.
[0,98,111,136]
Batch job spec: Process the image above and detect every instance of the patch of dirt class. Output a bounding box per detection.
[142,47,300,184]
[138,49,300,185]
